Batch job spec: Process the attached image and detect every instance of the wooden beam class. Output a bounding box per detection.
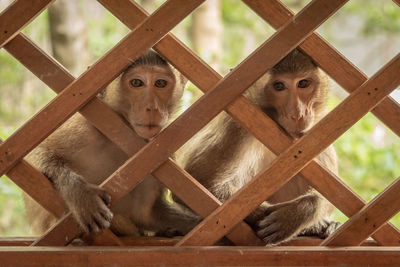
[177,54,400,246]
[101,0,400,245]
[0,0,204,176]
[1,139,66,218]
[5,31,260,246]
[0,236,379,247]
[0,246,399,266]
[0,0,53,47]
[95,0,348,207]
[323,177,400,246]
[244,0,400,141]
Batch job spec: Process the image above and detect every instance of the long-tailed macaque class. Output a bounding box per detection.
[24,50,199,237]
[177,49,339,244]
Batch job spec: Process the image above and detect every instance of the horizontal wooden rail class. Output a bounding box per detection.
[0,236,379,247]
[0,0,53,47]
[0,247,400,266]
[177,54,400,246]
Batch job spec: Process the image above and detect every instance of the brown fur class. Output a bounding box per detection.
[24,50,199,237]
[177,49,339,244]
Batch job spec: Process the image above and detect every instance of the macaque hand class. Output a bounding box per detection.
[68,183,113,233]
[255,200,312,244]
[298,219,341,239]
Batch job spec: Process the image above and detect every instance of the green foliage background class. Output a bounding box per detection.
[0,0,399,236]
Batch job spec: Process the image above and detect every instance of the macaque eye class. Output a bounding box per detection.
[298,79,311,88]
[273,82,285,91]
[155,79,167,88]
[130,79,144,87]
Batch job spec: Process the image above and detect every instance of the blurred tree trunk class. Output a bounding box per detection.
[48,0,90,76]
[191,0,222,72]
[140,0,157,13]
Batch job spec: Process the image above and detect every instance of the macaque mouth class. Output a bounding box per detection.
[135,123,159,129]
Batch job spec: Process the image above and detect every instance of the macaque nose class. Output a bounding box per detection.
[290,113,303,121]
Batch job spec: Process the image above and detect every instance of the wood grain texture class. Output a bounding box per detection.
[0,0,204,176]
[99,0,262,246]
[99,0,400,246]
[322,177,400,246]
[244,0,400,138]
[96,0,348,209]
[229,97,400,245]
[6,28,260,246]
[0,0,53,47]
[0,247,400,266]
[0,236,378,247]
[177,55,400,246]
[5,34,134,247]
[154,160,264,246]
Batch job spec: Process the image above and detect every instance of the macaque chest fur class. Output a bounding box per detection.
[177,49,340,244]
[24,51,199,238]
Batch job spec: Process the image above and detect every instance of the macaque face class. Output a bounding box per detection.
[264,71,320,138]
[120,65,176,139]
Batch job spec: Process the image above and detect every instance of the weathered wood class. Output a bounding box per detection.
[154,160,264,246]
[4,34,130,246]
[95,0,347,208]
[6,30,260,246]
[177,55,400,246]
[98,0,223,90]
[0,238,33,247]
[99,0,400,246]
[1,137,66,219]
[1,246,400,266]
[0,0,204,176]
[323,177,400,246]
[4,33,145,155]
[244,0,400,139]
[0,0,53,47]
[0,236,379,247]
[230,97,400,246]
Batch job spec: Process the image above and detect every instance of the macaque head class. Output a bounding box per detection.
[104,50,186,140]
[251,49,328,138]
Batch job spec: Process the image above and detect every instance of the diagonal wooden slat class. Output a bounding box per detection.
[394,0,400,7]
[177,54,400,246]
[4,33,144,156]
[322,176,400,246]
[3,23,260,247]
[1,0,203,249]
[33,0,346,246]
[0,138,66,218]
[244,0,400,139]
[98,0,261,246]
[0,0,53,47]
[229,96,400,245]
[95,0,348,204]
[0,0,204,176]
[100,0,400,245]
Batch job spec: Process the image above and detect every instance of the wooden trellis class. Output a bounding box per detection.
[0,0,400,265]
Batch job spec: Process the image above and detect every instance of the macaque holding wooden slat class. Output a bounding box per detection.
[24,50,200,237]
[177,49,340,244]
